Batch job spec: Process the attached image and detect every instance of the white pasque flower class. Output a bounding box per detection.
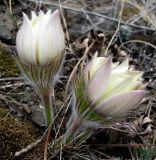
[16,10,65,90]
[85,53,145,117]
[16,10,65,66]
[16,10,65,127]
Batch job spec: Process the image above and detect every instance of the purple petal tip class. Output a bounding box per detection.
[53,10,60,17]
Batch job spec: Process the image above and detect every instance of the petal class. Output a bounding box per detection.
[94,90,145,116]
[88,57,112,103]
[46,10,52,16]
[126,70,143,80]
[84,58,94,81]
[32,21,40,65]
[102,75,143,99]
[112,62,119,68]
[84,53,107,80]
[101,74,129,96]
[39,10,44,17]
[84,52,98,70]
[102,77,133,99]
[16,13,35,64]
[38,10,65,65]
[31,11,37,20]
[112,58,129,74]
[90,57,107,78]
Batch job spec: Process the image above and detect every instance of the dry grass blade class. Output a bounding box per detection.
[54,99,71,139]
[105,0,124,56]
[120,39,156,50]
[44,125,52,160]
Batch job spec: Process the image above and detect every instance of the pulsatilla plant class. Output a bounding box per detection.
[16,10,65,127]
[65,53,145,143]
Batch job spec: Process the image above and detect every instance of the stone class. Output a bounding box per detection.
[0,21,12,41]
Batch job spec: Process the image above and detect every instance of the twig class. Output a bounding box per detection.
[81,8,97,29]
[120,39,156,51]
[0,82,25,90]
[9,0,12,14]
[53,96,70,123]
[3,0,8,6]
[27,0,156,32]
[104,0,124,56]
[90,143,155,148]
[59,142,63,160]
[0,77,24,82]
[15,139,42,157]
[54,99,71,139]
[44,125,52,160]
[58,0,70,43]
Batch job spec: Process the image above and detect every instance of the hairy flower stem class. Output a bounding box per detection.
[40,90,53,128]
[64,115,82,144]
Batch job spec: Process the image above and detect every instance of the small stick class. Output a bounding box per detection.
[14,139,42,157]
[44,125,52,160]
[104,0,124,56]
[119,39,156,51]
[58,0,70,43]
[0,77,24,82]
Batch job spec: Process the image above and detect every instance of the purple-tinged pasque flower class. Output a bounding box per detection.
[86,53,144,117]
[65,53,145,143]
[16,10,65,127]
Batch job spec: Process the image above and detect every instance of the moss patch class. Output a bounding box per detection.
[0,106,44,160]
[0,107,9,117]
[0,116,35,159]
[0,42,20,77]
